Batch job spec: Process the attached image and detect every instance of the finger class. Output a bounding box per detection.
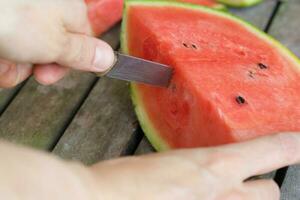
[0,141,96,200]
[243,179,280,200]
[34,64,69,85]
[57,33,115,73]
[0,59,32,88]
[60,0,92,35]
[213,133,300,179]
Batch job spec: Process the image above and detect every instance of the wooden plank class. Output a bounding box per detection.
[0,25,121,150]
[134,0,279,155]
[266,1,300,199]
[135,137,155,155]
[0,73,94,149]
[268,0,300,57]
[53,78,137,165]
[0,87,21,115]
[230,0,278,30]
[281,166,300,200]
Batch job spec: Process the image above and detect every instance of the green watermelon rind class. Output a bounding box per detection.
[165,0,227,10]
[122,1,171,151]
[130,84,170,151]
[122,0,300,151]
[217,0,262,8]
[213,4,228,11]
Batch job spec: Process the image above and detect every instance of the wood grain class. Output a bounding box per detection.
[230,0,278,30]
[267,1,300,199]
[0,86,22,115]
[53,78,137,165]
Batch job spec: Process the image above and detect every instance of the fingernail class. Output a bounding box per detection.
[0,63,11,75]
[93,42,115,72]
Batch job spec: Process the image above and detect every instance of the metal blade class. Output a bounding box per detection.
[106,52,173,87]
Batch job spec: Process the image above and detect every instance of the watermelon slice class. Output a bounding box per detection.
[121,0,300,151]
[86,0,123,36]
[217,0,262,7]
[86,0,225,36]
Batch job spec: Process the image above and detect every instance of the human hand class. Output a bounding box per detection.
[91,133,300,200]
[2,133,300,200]
[0,0,114,88]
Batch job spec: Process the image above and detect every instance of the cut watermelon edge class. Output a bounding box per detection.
[217,0,263,8]
[130,84,170,151]
[121,0,300,151]
[178,1,228,10]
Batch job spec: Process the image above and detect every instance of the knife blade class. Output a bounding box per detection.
[95,52,173,87]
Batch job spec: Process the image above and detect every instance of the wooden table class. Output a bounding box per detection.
[0,0,298,199]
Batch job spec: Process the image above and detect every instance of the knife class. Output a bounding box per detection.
[95,52,173,87]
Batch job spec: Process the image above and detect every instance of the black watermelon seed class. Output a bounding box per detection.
[192,44,197,49]
[236,96,246,105]
[258,63,268,69]
[248,71,255,78]
[183,43,188,48]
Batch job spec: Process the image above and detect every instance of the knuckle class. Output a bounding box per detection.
[64,0,91,33]
[204,150,238,175]
[50,35,69,62]
[217,190,245,200]
[274,133,300,163]
[59,35,95,67]
[205,154,226,171]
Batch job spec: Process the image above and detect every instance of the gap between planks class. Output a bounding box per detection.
[51,40,143,164]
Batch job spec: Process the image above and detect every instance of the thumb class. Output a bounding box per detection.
[57,33,115,73]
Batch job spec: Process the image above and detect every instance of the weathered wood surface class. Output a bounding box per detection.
[135,137,154,155]
[134,0,279,156]
[53,78,138,165]
[281,166,300,200]
[230,0,278,30]
[266,1,300,199]
[0,86,21,115]
[268,0,300,58]
[0,0,297,197]
[0,25,121,150]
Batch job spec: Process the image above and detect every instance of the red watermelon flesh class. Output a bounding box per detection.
[123,1,300,150]
[85,0,223,36]
[86,0,123,36]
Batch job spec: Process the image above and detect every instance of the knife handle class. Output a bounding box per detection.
[94,51,118,77]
